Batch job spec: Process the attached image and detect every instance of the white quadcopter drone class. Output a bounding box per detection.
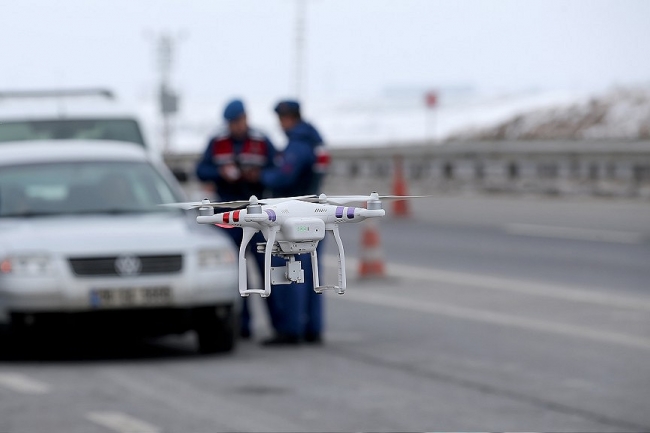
[166,193,424,297]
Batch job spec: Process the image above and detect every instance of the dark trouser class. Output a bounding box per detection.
[270,241,324,338]
[220,227,276,335]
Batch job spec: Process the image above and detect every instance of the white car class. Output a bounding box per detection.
[0,141,240,353]
[0,88,153,151]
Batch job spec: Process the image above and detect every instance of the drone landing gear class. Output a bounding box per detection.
[238,225,348,297]
[316,225,347,295]
[238,226,278,298]
[311,247,345,295]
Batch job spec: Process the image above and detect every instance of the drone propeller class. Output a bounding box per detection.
[161,199,252,210]
[162,194,320,211]
[323,193,431,205]
[260,195,319,205]
[163,193,429,210]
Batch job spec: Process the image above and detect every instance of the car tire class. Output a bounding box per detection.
[195,305,237,354]
[5,324,54,359]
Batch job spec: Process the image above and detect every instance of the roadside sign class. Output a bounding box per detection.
[425,91,438,108]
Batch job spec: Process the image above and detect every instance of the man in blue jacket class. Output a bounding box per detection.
[260,99,330,346]
[196,99,278,339]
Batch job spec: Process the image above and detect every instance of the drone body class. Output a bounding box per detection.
[167,193,423,297]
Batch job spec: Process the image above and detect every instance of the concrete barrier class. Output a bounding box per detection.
[164,140,650,199]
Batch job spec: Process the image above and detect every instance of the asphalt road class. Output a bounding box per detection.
[1,195,649,432]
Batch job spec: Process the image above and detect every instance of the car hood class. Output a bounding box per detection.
[0,213,231,256]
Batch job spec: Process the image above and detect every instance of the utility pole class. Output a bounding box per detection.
[149,31,182,154]
[294,0,306,100]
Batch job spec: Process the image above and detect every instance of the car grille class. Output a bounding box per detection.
[69,255,183,276]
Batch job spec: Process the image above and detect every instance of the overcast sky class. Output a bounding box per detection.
[1,0,649,106]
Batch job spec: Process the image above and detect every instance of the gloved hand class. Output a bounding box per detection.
[241,166,261,183]
[219,163,241,182]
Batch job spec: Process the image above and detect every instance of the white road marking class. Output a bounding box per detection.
[339,290,650,351]
[0,373,50,394]
[86,411,160,433]
[504,223,647,244]
[323,255,650,312]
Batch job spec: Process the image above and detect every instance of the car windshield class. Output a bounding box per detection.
[0,119,145,147]
[0,161,181,217]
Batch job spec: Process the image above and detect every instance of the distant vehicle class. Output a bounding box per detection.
[0,88,150,150]
[0,140,240,353]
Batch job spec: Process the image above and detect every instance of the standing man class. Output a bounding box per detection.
[196,99,277,339]
[260,99,330,346]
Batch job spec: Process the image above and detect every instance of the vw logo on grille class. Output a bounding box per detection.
[114,255,142,277]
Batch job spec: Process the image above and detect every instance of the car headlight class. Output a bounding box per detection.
[0,254,55,276]
[198,248,236,268]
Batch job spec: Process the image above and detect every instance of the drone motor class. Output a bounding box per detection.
[198,198,215,217]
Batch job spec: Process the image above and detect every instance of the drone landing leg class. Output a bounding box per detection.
[332,225,347,294]
[314,225,346,294]
[238,226,278,298]
[238,227,258,297]
[262,226,280,298]
[311,249,320,292]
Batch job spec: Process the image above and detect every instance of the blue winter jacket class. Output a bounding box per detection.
[261,120,326,197]
[196,127,276,202]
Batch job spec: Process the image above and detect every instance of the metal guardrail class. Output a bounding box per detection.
[164,140,650,198]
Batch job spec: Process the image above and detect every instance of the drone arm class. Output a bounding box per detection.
[329,208,386,225]
[357,209,386,219]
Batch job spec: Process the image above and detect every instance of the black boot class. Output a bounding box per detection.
[261,334,300,346]
[304,333,323,344]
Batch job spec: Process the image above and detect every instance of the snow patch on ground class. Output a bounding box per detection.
[449,86,650,141]
[137,86,647,153]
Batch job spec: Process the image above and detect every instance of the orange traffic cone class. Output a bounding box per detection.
[358,220,385,278]
[392,156,410,217]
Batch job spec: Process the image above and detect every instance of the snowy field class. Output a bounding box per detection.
[137,88,594,153]
[451,86,650,141]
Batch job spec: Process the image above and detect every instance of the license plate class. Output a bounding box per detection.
[89,286,172,309]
